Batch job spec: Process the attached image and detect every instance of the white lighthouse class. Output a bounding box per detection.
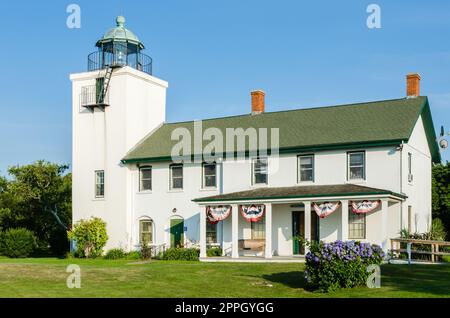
[71,16,168,250]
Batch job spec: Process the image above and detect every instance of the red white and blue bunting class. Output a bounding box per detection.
[240,204,265,222]
[312,201,341,218]
[206,205,232,224]
[351,200,380,214]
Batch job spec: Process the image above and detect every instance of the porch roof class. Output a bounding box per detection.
[192,184,407,203]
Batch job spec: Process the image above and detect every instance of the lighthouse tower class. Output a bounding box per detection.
[71,16,168,250]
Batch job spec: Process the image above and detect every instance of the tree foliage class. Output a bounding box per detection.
[0,161,72,256]
[432,162,450,240]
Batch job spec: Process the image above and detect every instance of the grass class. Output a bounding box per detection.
[0,257,449,297]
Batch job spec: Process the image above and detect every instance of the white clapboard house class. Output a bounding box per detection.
[71,17,441,260]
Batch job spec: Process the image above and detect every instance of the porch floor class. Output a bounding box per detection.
[200,255,305,263]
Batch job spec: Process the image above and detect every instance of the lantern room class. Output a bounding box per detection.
[87,16,152,75]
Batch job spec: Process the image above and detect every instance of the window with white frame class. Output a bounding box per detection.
[348,151,365,180]
[95,170,104,198]
[251,216,265,239]
[252,157,268,185]
[206,222,217,243]
[348,210,366,239]
[170,164,183,190]
[139,219,153,244]
[139,166,152,191]
[298,155,314,182]
[202,162,217,188]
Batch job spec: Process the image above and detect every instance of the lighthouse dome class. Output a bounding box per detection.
[96,16,144,49]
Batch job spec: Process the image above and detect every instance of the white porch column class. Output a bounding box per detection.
[341,199,349,241]
[265,203,273,259]
[381,199,389,253]
[231,204,239,258]
[304,201,311,254]
[199,206,207,258]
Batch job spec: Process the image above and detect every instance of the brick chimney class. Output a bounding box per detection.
[251,90,265,114]
[406,73,421,97]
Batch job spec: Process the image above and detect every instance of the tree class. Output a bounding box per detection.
[0,161,72,255]
[432,162,450,240]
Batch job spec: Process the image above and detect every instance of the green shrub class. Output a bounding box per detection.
[161,248,199,261]
[207,247,222,257]
[67,217,108,258]
[0,228,36,258]
[126,251,142,260]
[429,218,447,241]
[140,239,152,260]
[104,248,126,260]
[305,240,384,292]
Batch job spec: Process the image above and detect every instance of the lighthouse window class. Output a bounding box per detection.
[95,170,105,198]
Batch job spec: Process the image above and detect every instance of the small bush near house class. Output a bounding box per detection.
[304,240,384,292]
[126,251,142,260]
[429,218,448,241]
[140,239,153,260]
[207,247,222,257]
[67,217,108,258]
[0,228,36,258]
[161,248,200,261]
[104,248,126,260]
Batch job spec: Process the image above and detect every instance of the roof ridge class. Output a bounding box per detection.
[164,97,425,126]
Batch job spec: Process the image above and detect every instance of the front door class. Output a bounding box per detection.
[292,210,320,254]
[170,219,184,248]
[292,211,305,255]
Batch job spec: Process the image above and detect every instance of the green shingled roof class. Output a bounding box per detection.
[122,96,441,163]
[192,184,407,203]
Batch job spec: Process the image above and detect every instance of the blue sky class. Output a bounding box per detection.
[0,0,449,175]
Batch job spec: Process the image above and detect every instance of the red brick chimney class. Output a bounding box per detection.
[251,90,265,114]
[406,73,421,97]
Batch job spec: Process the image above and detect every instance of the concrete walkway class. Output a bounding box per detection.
[200,255,305,263]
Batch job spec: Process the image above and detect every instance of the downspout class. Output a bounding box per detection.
[219,158,224,252]
[399,140,404,230]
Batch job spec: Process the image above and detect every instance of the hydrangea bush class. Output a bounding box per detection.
[304,240,384,292]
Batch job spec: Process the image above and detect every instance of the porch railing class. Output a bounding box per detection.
[390,238,450,263]
[150,243,166,258]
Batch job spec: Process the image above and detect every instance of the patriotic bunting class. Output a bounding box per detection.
[312,201,341,218]
[240,204,265,222]
[206,205,232,224]
[351,200,380,214]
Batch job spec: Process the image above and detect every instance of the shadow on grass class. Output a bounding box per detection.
[262,271,307,289]
[261,265,450,297]
[381,264,450,296]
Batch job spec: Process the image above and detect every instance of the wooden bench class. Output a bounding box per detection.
[238,239,265,252]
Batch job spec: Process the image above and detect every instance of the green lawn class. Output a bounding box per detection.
[0,257,449,297]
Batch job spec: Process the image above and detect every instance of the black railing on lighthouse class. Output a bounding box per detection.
[87,51,153,75]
